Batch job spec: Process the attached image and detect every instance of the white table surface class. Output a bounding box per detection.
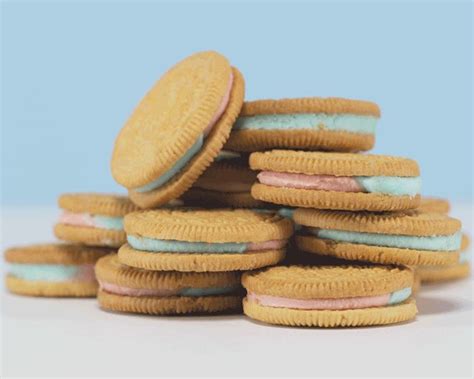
[1,205,473,378]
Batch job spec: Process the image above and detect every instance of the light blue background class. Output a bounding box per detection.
[2,1,472,205]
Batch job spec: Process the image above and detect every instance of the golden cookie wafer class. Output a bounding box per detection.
[417,197,450,214]
[225,98,380,152]
[5,243,111,297]
[294,209,462,266]
[242,298,417,328]
[249,150,421,211]
[98,291,242,315]
[125,209,293,243]
[111,51,245,208]
[251,184,420,212]
[58,193,139,217]
[55,193,142,247]
[118,244,285,272]
[242,265,416,327]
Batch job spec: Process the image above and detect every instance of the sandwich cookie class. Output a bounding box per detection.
[294,209,462,266]
[181,151,266,208]
[225,97,380,152]
[5,244,112,297]
[242,265,417,327]
[54,193,140,247]
[250,150,421,211]
[111,51,245,209]
[119,209,293,272]
[96,254,242,315]
[418,197,450,214]
[417,234,470,283]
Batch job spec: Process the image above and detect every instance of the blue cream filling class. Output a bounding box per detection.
[388,287,412,304]
[135,135,204,193]
[312,229,462,252]
[356,176,421,196]
[9,264,79,282]
[93,215,124,230]
[128,235,248,254]
[180,285,239,296]
[234,113,377,134]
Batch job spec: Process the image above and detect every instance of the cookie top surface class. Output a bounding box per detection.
[58,193,140,217]
[418,197,450,214]
[4,243,113,264]
[111,51,233,188]
[250,150,420,177]
[294,209,461,236]
[95,254,240,289]
[240,97,380,117]
[242,265,413,299]
[124,209,293,243]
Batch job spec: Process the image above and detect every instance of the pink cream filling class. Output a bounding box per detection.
[99,281,179,297]
[246,239,287,251]
[202,71,234,136]
[59,211,95,227]
[247,292,390,310]
[257,171,364,192]
[74,264,97,282]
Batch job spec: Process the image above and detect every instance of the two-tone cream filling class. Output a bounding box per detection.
[257,171,421,197]
[99,281,240,297]
[133,72,234,193]
[59,211,124,230]
[246,287,412,310]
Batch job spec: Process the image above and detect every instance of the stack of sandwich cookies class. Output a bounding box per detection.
[294,209,462,266]
[250,150,421,211]
[111,51,245,209]
[96,254,242,315]
[5,244,112,297]
[225,97,380,152]
[182,151,266,208]
[119,209,293,272]
[242,265,417,327]
[417,197,451,214]
[54,193,140,247]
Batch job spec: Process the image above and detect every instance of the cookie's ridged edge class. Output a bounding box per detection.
[242,265,413,299]
[417,263,470,283]
[293,208,461,237]
[417,197,450,214]
[249,151,420,177]
[118,244,285,272]
[240,98,381,117]
[58,193,139,217]
[225,129,374,153]
[6,276,98,297]
[252,184,420,212]
[5,244,113,264]
[128,67,245,208]
[242,298,417,327]
[182,188,267,208]
[98,290,242,315]
[124,209,294,243]
[96,254,241,289]
[296,235,460,266]
[54,224,125,248]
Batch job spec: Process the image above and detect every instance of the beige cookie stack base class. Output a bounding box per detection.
[98,290,242,315]
[243,298,417,327]
[6,276,98,297]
